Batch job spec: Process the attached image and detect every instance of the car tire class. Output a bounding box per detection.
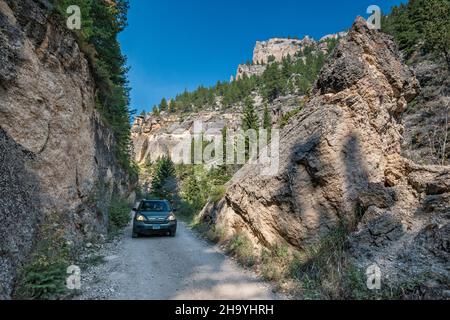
[170,229,176,237]
[132,231,139,238]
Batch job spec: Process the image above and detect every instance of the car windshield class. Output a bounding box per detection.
[139,201,169,212]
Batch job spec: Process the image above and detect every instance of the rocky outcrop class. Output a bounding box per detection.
[131,94,301,165]
[132,110,242,164]
[236,34,345,80]
[0,0,135,299]
[235,64,266,81]
[319,31,348,43]
[253,37,316,64]
[202,17,449,295]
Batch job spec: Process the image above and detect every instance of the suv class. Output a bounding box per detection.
[132,200,177,238]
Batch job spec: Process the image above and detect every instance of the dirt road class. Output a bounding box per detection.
[78,222,282,300]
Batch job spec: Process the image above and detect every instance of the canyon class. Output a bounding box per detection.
[0,0,448,301]
[129,16,449,298]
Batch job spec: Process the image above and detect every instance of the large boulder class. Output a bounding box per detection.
[202,17,449,294]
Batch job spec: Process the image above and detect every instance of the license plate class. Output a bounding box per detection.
[152,225,161,230]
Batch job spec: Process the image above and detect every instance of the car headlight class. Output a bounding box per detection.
[136,214,146,221]
[167,214,176,221]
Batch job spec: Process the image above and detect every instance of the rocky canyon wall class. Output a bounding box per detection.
[0,0,135,299]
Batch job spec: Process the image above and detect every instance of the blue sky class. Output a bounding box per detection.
[119,0,406,113]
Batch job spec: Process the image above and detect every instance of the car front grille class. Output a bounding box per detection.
[144,218,167,224]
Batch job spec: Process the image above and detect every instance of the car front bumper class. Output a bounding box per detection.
[133,221,177,234]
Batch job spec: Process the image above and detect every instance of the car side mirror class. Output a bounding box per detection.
[172,208,178,212]
[132,207,138,211]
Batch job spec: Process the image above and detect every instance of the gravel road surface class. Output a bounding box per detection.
[77,222,282,300]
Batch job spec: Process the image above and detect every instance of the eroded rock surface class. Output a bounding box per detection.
[253,37,316,64]
[235,34,345,80]
[0,0,135,299]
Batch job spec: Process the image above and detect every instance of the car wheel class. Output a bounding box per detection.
[132,231,139,238]
[170,229,177,237]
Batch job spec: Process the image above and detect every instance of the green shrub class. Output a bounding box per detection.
[205,225,227,243]
[17,254,68,300]
[174,200,196,222]
[15,228,71,300]
[287,224,388,300]
[108,197,131,232]
[289,225,350,299]
[260,243,291,282]
[226,233,256,267]
[279,107,302,128]
[209,185,226,204]
[260,249,285,282]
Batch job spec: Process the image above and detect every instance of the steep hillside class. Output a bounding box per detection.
[0,0,136,299]
[382,0,450,165]
[200,17,449,299]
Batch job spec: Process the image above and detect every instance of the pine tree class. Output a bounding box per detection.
[242,97,259,131]
[151,155,177,200]
[182,171,204,210]
[382,0,450,67]
[263,104,272,132]
[54,0,134,175]
[169,100,177,113]
[262,62,283,102]
[424,0,450,69]
[221,126,228,164]
[160,98,168,111]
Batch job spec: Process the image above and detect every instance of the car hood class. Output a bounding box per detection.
[138,211,170,219]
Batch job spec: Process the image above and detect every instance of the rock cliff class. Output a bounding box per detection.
[201,17,449,295]
[0,0,135,299]
[235,34,345,80]
[253,37,316,64]
[131,95,300,166]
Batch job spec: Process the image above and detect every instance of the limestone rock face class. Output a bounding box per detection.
[132,111,242,164]
[0,0,135,298]
[202,17,449,293]
[253,37,315,64]
[131,94,301,166]
[235,64,266,81]
[236,33,345,80]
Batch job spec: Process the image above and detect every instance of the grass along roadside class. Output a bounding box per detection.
[13,195,133,300]
[189,219,428,300]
